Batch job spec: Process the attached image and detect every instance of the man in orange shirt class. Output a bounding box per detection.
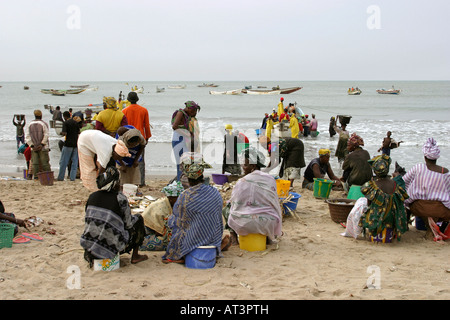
[122,92,152,186]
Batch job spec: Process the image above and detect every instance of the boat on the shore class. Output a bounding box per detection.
[348,87,362,95]
[376,86,401,94]
[209,89,242,95]
[242,86,301,95]
[168,84,186,89]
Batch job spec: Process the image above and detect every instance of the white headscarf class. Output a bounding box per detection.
[422,137,440,160]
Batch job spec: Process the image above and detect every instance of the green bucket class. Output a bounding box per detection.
[347,185,365,200]
[236,143,250,154]
[313,178,333,199]
[0,223,15,249]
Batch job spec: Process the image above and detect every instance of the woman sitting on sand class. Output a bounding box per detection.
[341,133,373,189]
[162,152,224,264]
[402,138,450,238]
[302,149,342,190]
[360,155,409,242]
[227,147,282,243]
[139,180,184,251]
[80,166,148,267]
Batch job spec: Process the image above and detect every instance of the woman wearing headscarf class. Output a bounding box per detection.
[227,147,282,242]
[302,149,342,190]
[360,155,409,242]
[341,133,373,189]
[115,126,146,186]
[402,138,450,238]
[95,97,128,137]
[334,123,349,165]
[77,129,132,192]
[171,101,201,180]
[80,166,148,267]
[140,180,184,251]
[162,152,223,264]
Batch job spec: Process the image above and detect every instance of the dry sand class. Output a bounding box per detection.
[0,174,449,301]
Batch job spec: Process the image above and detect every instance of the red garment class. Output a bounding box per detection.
[238,132,249,143]
[279,113,290,121]
[122,104,152,140]
[24,146,31,161]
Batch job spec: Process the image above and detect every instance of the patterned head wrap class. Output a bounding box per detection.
[368,154,391,178]
[180,152,212,179]
[422,137,440,160]
[319,149,331,156]
[240,146,266,168]
[114,140,131,158]
[347,133,364,149]
[96,166,120,192]
[184,101,200,111]
[103,96,117,109]
[161,180,184,197]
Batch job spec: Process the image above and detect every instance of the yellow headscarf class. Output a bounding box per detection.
[319,148,331,156]
[103,96,117,109]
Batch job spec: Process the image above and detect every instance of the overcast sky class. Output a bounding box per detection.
[1,0,449,81]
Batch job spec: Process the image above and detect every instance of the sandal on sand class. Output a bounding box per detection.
[13,236,31,244]
[22,233,43,241]
[162,258,185,264]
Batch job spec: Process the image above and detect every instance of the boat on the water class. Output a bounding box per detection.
[242,86,301,95]
[209,89,242,95]
[198,83,219,87]
[131,86,144,93]
[168,85,186,89]
[348,87,362,95]
[376,86,400,94]
[41,88,86,94]
[70,84,90,88]
[156,86,165,93]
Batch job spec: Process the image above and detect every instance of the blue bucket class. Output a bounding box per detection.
[281,192,301,215]
[185,246,217,269]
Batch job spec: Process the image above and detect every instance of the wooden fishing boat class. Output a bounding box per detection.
[168,85,186,89]
[51,91,66,96]
[65,88,86,94]
[244,89,282,95]
[376,86,400,94]
[24,86,29,90]
[348,88,362,95]
[131,87,144,93]
[41,88,86,94]
[209,89,242,95]
[198,83,219,87]
[70,84,90,88]
[243,86,302,95]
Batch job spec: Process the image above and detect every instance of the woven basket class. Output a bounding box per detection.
[326,198,356,223]
[0,223,15,249]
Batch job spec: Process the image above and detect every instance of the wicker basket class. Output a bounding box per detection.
[326,198,356,223]
[0,223,15,249]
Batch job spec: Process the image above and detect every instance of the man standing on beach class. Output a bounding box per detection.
[122,92,151,187]
[25,110,51,178]
[57,111,80,181]
[378,131,403,156]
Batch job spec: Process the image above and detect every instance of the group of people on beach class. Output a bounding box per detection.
[5,93,449,269]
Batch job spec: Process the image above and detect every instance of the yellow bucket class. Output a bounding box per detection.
[276,179,290,198]
[239,233,267,251]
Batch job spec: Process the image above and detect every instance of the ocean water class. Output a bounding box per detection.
[0,80,449,178]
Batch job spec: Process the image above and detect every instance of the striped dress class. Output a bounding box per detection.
[403,163,450,209]
[162,183,224,261]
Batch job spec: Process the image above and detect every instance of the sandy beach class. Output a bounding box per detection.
[0,174,449,301]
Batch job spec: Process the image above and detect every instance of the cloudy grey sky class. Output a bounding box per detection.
[1,0,449,81]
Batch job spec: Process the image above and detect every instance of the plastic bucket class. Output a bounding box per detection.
[239,233,267,251]
[37,171,54,186]
[93,254,120,271]
[212,174,229,185]
[313,178,333,199]
[0,223,15,249]
[281,192,301,215]
[415,217,427,231]
[347,185,364,200]
[123,184,137,197]
[236,143,250,154]
[370,228,394,243]
[276,179,291,198]
[185,246,217,269]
